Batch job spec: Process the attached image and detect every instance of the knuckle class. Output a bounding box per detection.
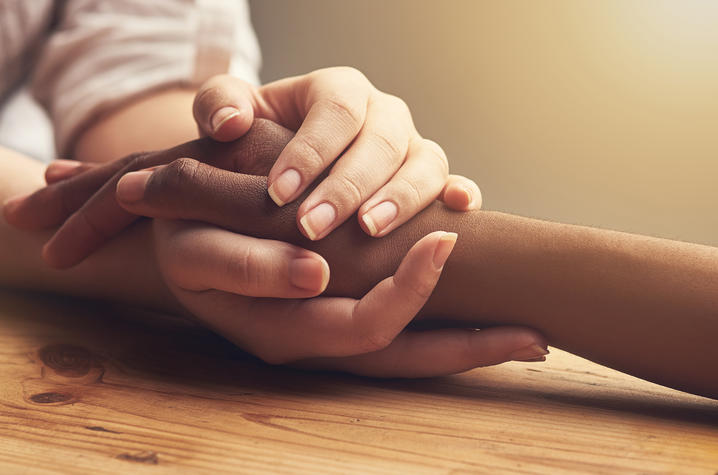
[397,271,436,301]
[329,66,368,85]
[292,134,329,173]
[422,139,449,175]
[164,158,202,187]
[126,152,149,172]
[385,93,411,115]
[225,245,265,295]
[333,172,367,209]
[371,129,405,162]
[151,158,204,209]
[76,209,111,241]
[395,175,425,210]
[319,95,363,131]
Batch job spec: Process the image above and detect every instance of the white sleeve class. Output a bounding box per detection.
[31,0,261,156]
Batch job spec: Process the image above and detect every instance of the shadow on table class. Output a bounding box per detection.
[2,289,717,427]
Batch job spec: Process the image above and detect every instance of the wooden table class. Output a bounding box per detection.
[0,289,716,474]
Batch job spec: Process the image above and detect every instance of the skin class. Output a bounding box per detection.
[0,142,546,378]
[40,70,482,269]
[3,69,543,376]
[192,69,483,240]
[120,161,718,400]
[8,120,716,398]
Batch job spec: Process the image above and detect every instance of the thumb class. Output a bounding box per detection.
[193,74,256,141]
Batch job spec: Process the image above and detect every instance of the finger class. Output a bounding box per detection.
[155,220,328,298]
[3,155,135,231]
[265,67,371,207]
[294,95,411,240]
[116,158,279,230]
[296,326,549,378]
[182,231,456,364]
[357,138,449,238]
[440,174,483,211]
[45,160,98,184]
[193,74,256,141]
[40,154,179,268]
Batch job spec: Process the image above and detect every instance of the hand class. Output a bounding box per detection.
[3,119,547,377]
[3,120,299,269]
[111,149,546,376]
[152,221,544,377]
[192,67,482,240]
[4,111,479,268]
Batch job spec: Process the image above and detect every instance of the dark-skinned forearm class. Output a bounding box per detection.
[225,182,718,398]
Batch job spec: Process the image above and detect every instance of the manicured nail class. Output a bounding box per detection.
[289,257,330,292]
[457,185,474,209]
[361,201,398,236]
[45,160,82,181]
[268,168,301,207]
[2,193,30,215]
[432,232,458,269]
[508,344,550,362]
[211,106,240,133]
[299,202,337,240]
[116,171,152,203]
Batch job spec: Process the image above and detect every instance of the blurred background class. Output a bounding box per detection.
[250,0,718,246]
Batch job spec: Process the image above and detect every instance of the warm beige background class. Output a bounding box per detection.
[250,0,718,246]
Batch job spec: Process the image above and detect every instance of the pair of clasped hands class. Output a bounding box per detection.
[5,68,546,377]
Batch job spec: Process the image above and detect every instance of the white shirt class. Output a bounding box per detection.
[0,0,260,162]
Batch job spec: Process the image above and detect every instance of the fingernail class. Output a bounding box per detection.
[268,168,301,207]
[458,185,474,209]
[361,201,398,236]
[289,257,330,292]
[2,193,30,215]
[46,160,82,181]
[299,202,337,240]
[432,232,458,269]
[508,344,550,362]
[116,171,152,203]
[211,106,241,133]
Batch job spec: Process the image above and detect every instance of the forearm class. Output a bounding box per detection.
[423,208,718,398]
[72,87,198,163]
[0,148,176,311]
[225,180,718,397]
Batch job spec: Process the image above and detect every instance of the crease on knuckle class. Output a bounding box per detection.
[371,129,405,162]
[225,245,265,295]
[321,95,363,132]
[395,272,435,301]
[351,303,394,353]
[334,172,366,209]
[76,209,110,241]
[161,158,203,206]
[293,134,329,173]
[395,174,425,210]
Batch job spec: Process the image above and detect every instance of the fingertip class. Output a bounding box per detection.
[2,194,27,225]
[444,181,482,211]
[209,100,254,142]
[289,254,330,295]
[116,170,152,204]
[432,232,458,269]
[45,160,83,184]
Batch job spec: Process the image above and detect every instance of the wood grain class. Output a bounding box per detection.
[0,289,716,474]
